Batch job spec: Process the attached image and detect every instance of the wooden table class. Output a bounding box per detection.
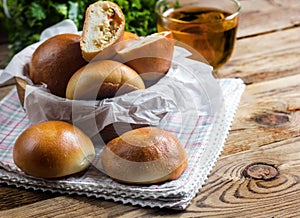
[1,0,300,216]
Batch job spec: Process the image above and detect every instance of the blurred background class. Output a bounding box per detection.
[0,0,158,64]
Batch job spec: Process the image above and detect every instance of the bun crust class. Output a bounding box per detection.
[29,33,87,98]
[80,1,125,61]
[116,31,174,83]
[13,121,95,178]
[101,127,188,184]
[66,60,145,100]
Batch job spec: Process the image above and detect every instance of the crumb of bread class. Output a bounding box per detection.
[82,4,120,52]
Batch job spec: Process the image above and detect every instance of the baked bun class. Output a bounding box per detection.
[101,127,188,184]
[66,60,145,100]
[116,31,174,83]
[13,121,95,178]
[29,33,87,98]
[80,1,125,62]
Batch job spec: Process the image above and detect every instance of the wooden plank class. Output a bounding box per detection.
[184,136,300,217]
[0,0,298,71]
[0,184,58,211]
[217,26,300,84]
[2,136,300,217]
[0,195,152,217]
[4,74,300,216]
[223,73,300,156]
[238,0,300,38]
[0,0,299,215]
[1,0,298,82]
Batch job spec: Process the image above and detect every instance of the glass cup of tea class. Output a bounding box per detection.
[155,0,241,73]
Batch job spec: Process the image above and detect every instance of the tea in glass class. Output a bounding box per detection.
[155,0,241,71]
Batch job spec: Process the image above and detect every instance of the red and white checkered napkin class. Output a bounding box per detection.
[0,78,244,210]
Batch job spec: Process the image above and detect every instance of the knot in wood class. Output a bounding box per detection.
[254,113,290,127]
[243,162,279,180]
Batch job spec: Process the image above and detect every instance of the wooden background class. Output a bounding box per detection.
[1,0,300,216]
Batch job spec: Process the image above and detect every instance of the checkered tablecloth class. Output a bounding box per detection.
[0,78,244,210]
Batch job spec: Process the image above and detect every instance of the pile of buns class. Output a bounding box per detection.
[13,1,188,184]
[29,1,174,100]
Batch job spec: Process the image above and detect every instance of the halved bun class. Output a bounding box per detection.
[66,60,145,100]
[80,1,125,62]
[116,31,174,83]
[101,127,188,184]
[13,121,95,178]
[29,33,87,98]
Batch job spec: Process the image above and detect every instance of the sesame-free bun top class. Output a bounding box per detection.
[101,127,188,184]
[13,121,95,178]
[29,33,87,98]
[66,60,145,100]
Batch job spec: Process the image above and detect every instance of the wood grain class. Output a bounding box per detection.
[223,73,300,156]
[238,0,300,38]
[1,0,300,216]
[0,195,153,217]
[2,137,300,217]
[0,184,58,211]
[4,66,300,217]
[187,136,300,217]
[218,26,300,84]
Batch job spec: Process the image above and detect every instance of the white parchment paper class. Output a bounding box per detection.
[0,20,247,210]
[0,19,224,140]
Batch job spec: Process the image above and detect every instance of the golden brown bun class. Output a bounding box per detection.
[101,127,188,184]
[80,1,125,62]
[13,121,95,178]
[29,33,87,98]
[66,60,145,100]
[116,31,174,83]
[99,122,149,143]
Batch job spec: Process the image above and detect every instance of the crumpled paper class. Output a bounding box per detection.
[0,19,246,210]
[0,19,224,140]
[0,78,245,210]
